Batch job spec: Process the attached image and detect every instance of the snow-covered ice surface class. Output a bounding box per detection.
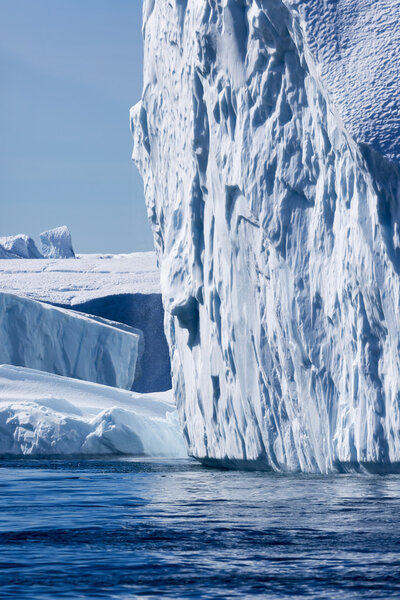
[0,234,42,259]
[0,292,140,390]
[290,0,400,165]
[0,252,160,305]
[132,0,400,472]
[0,365,186,457]
[40,225,75,259]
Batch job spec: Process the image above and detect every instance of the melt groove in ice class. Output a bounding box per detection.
[132,0,400,472]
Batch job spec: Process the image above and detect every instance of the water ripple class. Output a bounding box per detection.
[0,458,399,599]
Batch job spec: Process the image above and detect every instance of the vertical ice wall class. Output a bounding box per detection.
[132,0,400,472]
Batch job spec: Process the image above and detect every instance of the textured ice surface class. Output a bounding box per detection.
[40,226,75,258]
[0,292,140,390]
[0,252,160,304]
[0,235,42,259]
[0,365,186,457]
[290,0,400,165]
[132,0,400,472]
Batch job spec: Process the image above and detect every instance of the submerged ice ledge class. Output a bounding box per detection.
[0,365,186,457]
[132,0,400,472]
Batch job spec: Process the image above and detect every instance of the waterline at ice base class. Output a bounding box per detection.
[131,0,400,473]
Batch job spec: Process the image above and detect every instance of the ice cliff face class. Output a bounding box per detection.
[132,0,400,472]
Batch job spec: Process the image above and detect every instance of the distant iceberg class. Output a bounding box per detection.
[40,226,75,258]
[0,365,186,457]
[0,234,42,259]
[0,226,76,260]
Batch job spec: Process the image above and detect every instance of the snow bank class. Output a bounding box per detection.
[0,292,140,390]
[0,365,186,457]
[132,0,400,472]
[40,226,75,258]
[0,235,42,259]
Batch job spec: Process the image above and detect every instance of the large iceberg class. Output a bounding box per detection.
[0,365,186,457]
[40,226,75,258]
[0,234,42,259]
[132,0,400,472]
[0,292,140,390]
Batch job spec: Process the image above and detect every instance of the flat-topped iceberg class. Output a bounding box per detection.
[0,252,171,393]
[0,365,186,457]
[0,251,160,304]
[0,292,141,390]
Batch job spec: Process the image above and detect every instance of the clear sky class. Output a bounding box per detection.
[0,0,154,254]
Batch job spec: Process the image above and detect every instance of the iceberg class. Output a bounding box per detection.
[0,365,186,457]
[0,252,171,393]
[40,226,75,258]
[0,234,42,259]
[132,0,400,472]
[0,292,141,390]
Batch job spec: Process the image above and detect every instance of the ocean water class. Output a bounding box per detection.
[0,458,399,599]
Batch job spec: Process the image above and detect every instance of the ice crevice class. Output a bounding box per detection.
[132,0,400,472]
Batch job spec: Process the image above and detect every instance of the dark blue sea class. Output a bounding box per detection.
[0,458,399,599]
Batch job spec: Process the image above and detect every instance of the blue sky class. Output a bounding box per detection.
[0,0,153,254]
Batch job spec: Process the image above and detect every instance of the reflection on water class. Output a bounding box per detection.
[0,457,399,599]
